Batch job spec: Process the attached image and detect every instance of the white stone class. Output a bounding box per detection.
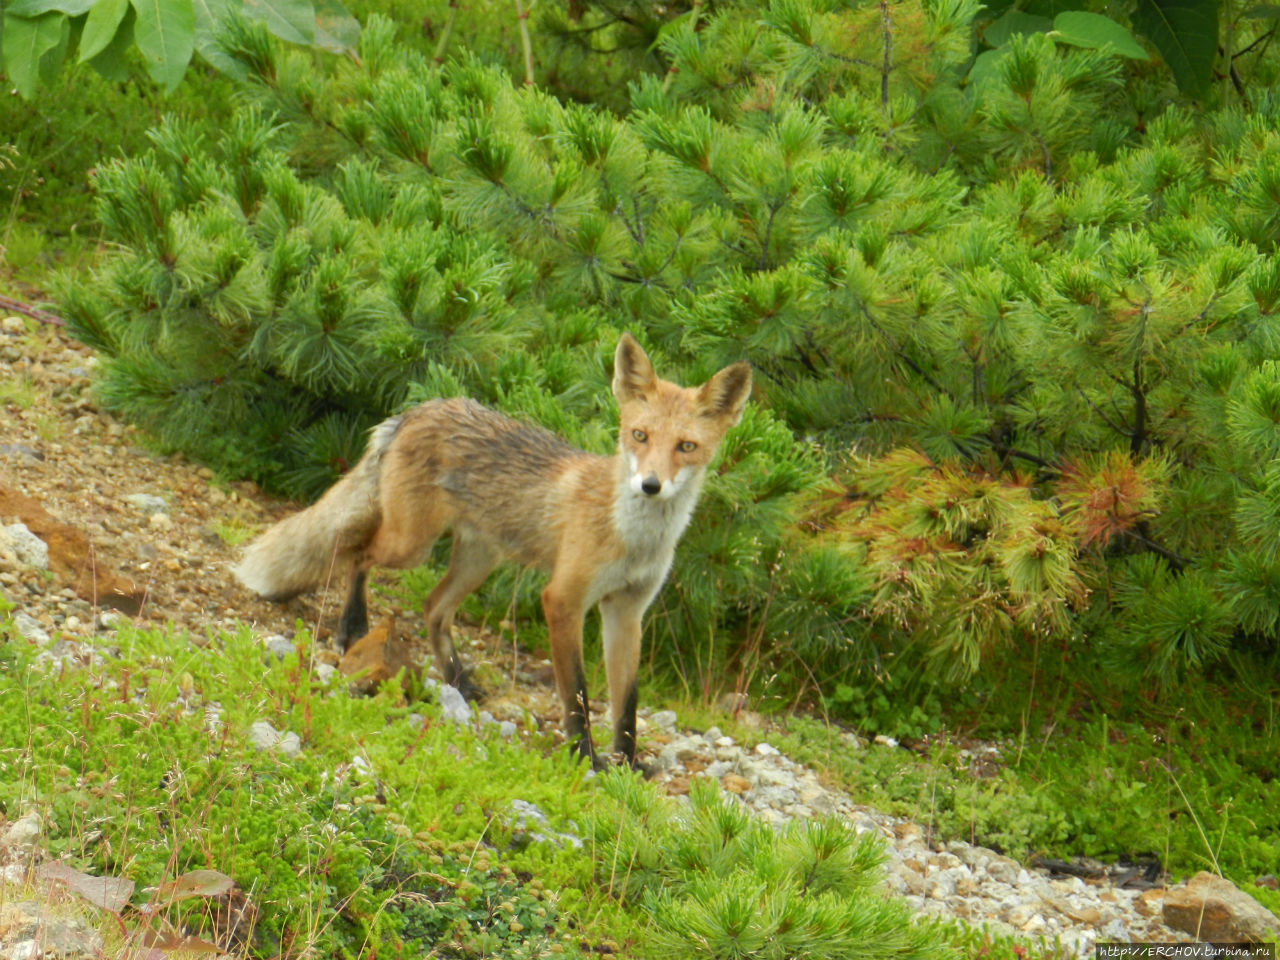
[261,634,294,660]
[11,613,50,645]
[1,524,48,568]
[754,742,780,756]
[437,684,472,723]
[649,709,678,733]
[248,720,299,757]
[124,493,168,515]
[4,812,41,848]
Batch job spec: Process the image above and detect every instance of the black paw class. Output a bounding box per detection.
[453,671,486,703]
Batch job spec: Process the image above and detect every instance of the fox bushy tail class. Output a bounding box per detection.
[232,416,402,601]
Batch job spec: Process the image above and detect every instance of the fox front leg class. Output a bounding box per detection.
[599,591,647,770]
[542,582,601,769]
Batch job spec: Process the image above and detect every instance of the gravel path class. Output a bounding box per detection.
[1,316,1269,959]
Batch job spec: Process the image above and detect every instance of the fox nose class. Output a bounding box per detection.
[640,475,662,496]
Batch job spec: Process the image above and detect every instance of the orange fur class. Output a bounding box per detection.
[234,334,751,767]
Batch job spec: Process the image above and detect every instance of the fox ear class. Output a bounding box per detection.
[697,361,752,425]
[613,333,658,404]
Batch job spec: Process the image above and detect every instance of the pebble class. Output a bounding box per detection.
[644,713,1199,958]
[1,524,48,569]
[3,814,41,850]
[248,721,301,758]
[123,493,168,516]
[508,799,582,850]
[262,634,295,660]
[437,685,472,723]
[10,613,50,646]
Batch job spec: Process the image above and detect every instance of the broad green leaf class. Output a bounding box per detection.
[79,0,129,61]
[1132,0,1217,96]
[1022,0,1085,18]
[984,9,1052,47]
[311,0,357,54]
[130,0,194,91]
[85,5,133,79]
[2,10,66,98]
[1053,11,1150,59]
[967,47,1009,91]
[38,7,70,82]
[1241,4,1280,16]
[242,0,314,46]
[190,0,245,77]
[7,0,93,16]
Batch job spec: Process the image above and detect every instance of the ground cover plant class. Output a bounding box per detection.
[0,611,967,959]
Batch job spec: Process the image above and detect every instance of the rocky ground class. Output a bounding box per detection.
[2,316,1278,959]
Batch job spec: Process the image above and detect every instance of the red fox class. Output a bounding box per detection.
[233,334,751,767]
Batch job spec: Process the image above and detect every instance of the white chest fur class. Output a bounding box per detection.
[587,470,705,608]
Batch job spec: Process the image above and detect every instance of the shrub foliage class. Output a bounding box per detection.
[64,0,1280,697]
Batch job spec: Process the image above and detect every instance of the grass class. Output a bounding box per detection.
[0,374,38,410]
[7,610,1041,959]
[761,654,1280,892]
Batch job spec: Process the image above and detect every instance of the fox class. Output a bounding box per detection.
[233,334,752,768]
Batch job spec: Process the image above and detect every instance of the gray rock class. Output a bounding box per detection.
[2,524,48,569]
[0,443,42,461]
[123,493,168,516]
[248,720,300,757]
[671,736,705,762]
[4,813,41,850]
[11,613,50,646]
[749,784,798,808]
[509,799,582,849]
[437,684,471,723]
[262,634,295,660]
[649,709,678,734]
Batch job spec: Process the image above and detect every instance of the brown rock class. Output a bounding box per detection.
[894,821,922,842]
[339,619,420,695]
[1135,889,1167,917]
[721,773,751,795]
[0,484,144,613]
[1162,871,1280,942]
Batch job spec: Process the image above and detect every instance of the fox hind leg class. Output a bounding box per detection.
[336,569,370,653]
[422,532,499,701]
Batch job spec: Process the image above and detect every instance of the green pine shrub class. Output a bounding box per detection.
[63,1,1280,702]
[591,773,953,960]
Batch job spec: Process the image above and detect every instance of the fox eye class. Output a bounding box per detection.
[677,440,698,453]
[633,429,648,443]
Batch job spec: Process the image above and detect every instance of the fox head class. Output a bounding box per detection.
[612,333,752,501]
